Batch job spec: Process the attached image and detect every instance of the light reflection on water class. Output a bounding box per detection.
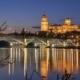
[0,48,80,80]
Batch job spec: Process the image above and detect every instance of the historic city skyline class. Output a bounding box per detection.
[0,0,80,32]
[40,14,80,34]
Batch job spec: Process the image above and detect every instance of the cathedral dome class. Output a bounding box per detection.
[64,18,71,25]
[42,14,47,18]
[41,14,48,22]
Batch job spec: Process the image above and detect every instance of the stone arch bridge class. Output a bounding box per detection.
[0,35,78,47]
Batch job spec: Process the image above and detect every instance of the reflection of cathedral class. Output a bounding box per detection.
[8,48,80,74]
[3,48,79,78]
[41,14,80,33]
[39,48,79,74]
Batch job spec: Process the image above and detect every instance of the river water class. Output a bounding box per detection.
[0,48,80,80]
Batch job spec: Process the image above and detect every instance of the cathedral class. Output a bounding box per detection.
[40,14,80,34]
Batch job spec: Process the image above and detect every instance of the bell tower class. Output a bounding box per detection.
[41,14,48,31]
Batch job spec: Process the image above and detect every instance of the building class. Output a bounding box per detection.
[41,14,80,34]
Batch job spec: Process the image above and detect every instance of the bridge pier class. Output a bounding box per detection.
[24,38,27,46]
[47,40,50,47]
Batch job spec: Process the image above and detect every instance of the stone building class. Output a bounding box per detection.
[41,14,80,34]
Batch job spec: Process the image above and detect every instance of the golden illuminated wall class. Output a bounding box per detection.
[49,23,79,34]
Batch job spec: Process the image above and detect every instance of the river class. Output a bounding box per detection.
[0,48,80,80]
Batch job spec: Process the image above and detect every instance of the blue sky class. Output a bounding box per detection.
[0,0,80,32]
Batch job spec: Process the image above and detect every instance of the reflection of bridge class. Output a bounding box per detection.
[9,48,80,77]
[0,35,79,47]
[0,48,79,77]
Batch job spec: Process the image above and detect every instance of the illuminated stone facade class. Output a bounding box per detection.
[41,14,48,31]
[41,14,80,34]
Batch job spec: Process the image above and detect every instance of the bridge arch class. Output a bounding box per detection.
[26,38,47,47]
[0,40,10,47]
[0,36,24,47]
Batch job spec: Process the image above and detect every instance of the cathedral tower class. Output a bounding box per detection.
[64,18,71,25]
[41,14,48,31]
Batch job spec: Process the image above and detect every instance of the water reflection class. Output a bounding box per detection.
[0,48,80,80]
[0,48,10,68]
[23,48,27,77]
[0,48,10,61]
[51,48,79,73]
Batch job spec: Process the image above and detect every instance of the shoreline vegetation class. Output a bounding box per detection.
[25,69,73,80]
